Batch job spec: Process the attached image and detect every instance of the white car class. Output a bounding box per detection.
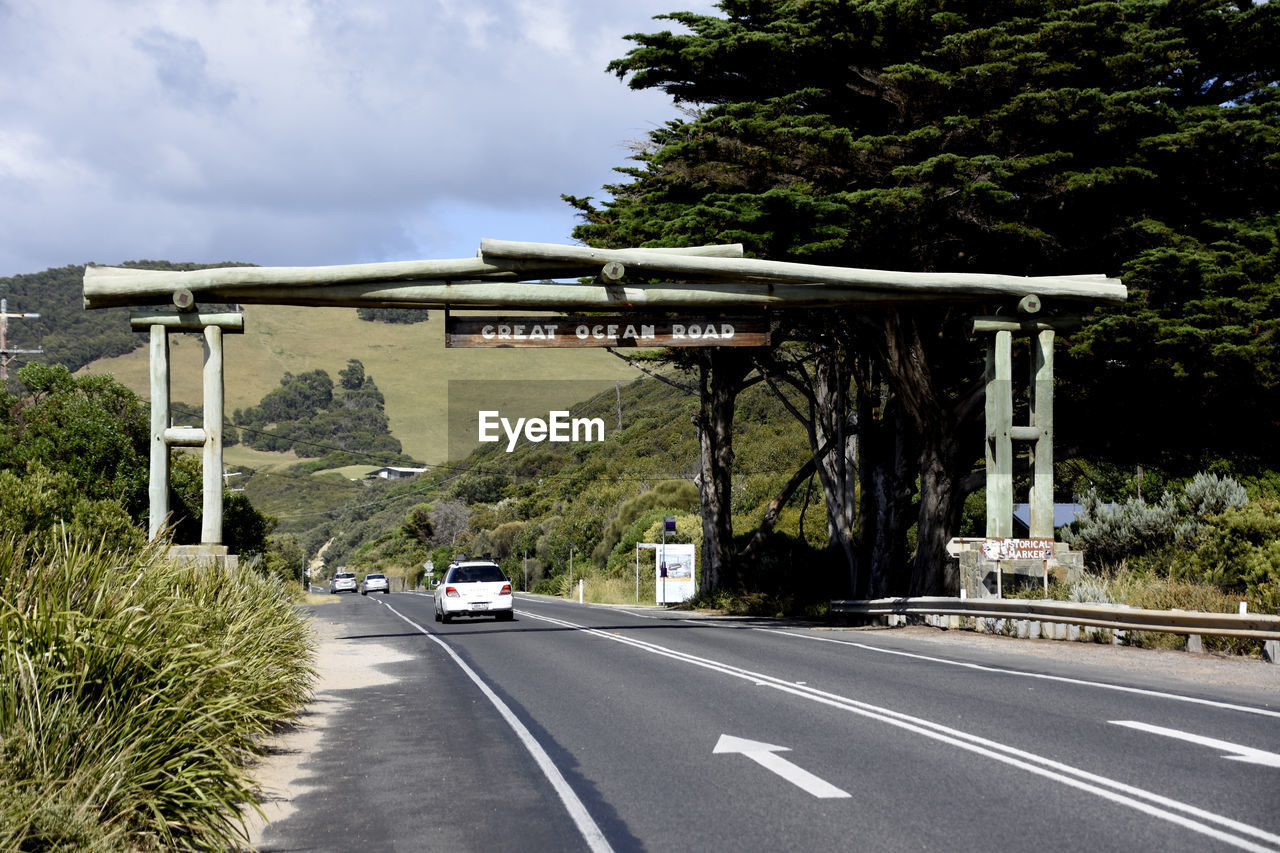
[433,560,513,623]
[361,572,390,595]
[330,570,357,594]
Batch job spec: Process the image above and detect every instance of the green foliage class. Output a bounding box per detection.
[233,362,412,467]
[1064,474,1280,612]
[591,480,700,566]
[402,504,435,544]
[1064,487,1183,568]
[0,536,314,851]
[570,0,1280,594]
[0,462,147,555]
[1,363,149,515]
[452,471,511,505]
[1178,499,1280,599]
[339,358,366,391]
[318,377,820,597]
[260,533,307,585]
[0,362,277,554]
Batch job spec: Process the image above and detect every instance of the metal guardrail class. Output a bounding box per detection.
[830,597,1280,641]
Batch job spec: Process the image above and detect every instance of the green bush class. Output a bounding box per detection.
[1063,488,1182,568]
[591,481,699,567]
[1176,499,1280,602]
[0,536,315,851]
[0,462,147,555]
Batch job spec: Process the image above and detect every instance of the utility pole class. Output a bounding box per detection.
[0,298,43,382]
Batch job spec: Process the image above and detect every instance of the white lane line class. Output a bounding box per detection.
[378,601,614,853]
[756,628,1280,720]
[1112,721,1280,768]
[521,609,1280,853]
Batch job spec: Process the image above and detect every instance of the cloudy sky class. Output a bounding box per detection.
[0,0,717,278]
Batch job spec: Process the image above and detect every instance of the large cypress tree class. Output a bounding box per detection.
[570,0,1280,595]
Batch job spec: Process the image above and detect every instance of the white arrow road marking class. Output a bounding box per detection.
[713,734,852,799]
[1111,721,1280,768]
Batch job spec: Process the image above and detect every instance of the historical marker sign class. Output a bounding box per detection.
[981,539,1055,561]
[445,314,769,348]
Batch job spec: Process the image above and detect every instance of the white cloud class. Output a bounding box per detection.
[0,0,718,275]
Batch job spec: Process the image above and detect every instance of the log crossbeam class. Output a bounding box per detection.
[83,239,1125,310]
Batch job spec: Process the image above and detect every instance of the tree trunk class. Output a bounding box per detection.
[694,350,751,594]
[809,347,860,594]
[858,398,917,598]
[910,429,965,595]
[876,309,984,596]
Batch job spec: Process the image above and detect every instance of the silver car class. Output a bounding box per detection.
[330,570,357,594]
[361,572,390,595]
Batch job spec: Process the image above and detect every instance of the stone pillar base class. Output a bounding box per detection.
[167,544,238,570]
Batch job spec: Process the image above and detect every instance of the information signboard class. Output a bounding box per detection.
[652,543,696,604]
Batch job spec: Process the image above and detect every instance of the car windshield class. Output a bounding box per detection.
[449,565,506,584]
[336,573,355,579]
[366,574,385,580]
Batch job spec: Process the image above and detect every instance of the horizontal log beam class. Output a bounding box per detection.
[82,243,745,307]
[84,242,1125,310]
[480,240,1127,304]
[90,279,957,311]
[972,316,1083,334]
[1008,426,1045,442]
[129,311,246,332]
[163,426,207,446]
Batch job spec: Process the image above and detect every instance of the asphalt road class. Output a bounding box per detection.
[258,592,1280,853]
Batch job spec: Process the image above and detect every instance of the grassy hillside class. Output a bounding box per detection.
[79,306,642,465]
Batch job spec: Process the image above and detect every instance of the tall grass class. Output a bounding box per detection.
[0,534,315,851]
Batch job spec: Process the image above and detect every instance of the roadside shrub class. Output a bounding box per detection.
[0,535,315,851]
[1175,499,1280,603]
[0,461,147,555]
[1062,488,1181,569]
[591,481,700,566]
[1107,571,1261,654]
[1183,472,1250,518]
[1063,475,1276,601]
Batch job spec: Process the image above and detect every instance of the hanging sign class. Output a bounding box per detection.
[445,314,769,348]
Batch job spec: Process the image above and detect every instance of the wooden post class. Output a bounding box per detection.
[202,325,224,545]
[148,325,171,541]
[1029,328,1055,539]
[134,311,241,548]
[986,330,1013,538]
